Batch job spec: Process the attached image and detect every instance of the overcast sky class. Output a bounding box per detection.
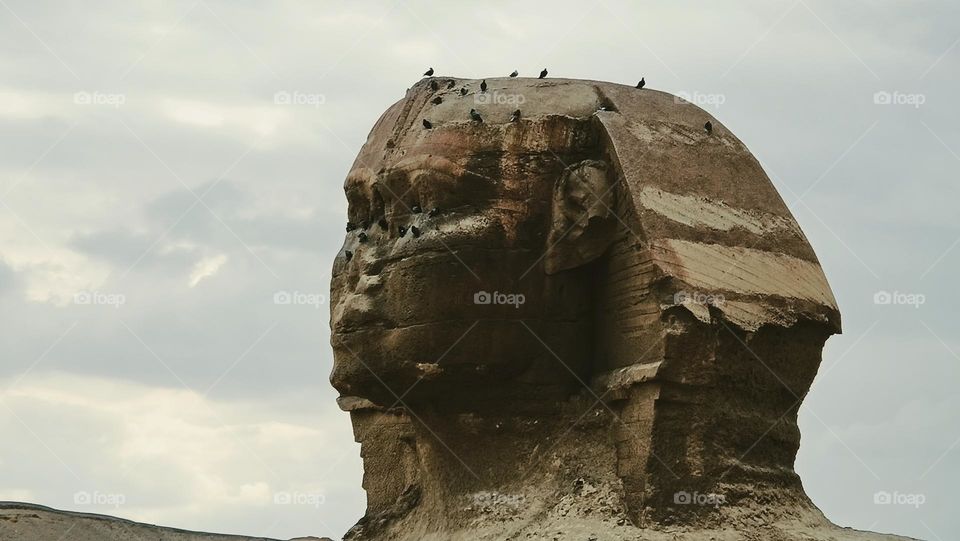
[0,1,957,539]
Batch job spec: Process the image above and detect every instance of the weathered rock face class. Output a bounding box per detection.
[329,77,910,541]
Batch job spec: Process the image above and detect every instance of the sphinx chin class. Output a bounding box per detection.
[328,76,909,541]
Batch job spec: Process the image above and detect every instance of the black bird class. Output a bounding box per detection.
[480,79,487,92]
[430,80,439,91]
[428,207,441,217]
[539,68,548,79]
[510,109,521,122]
[357,231,368,243]
[431,96,443,105]
[704,121,713,135]
[344,250,353,261]
[346,221,357,232]
[410,226,421,238]
[636,77,645,89]
[422,119,433,129]
[411,205,422,214]
[510,70,518,77]
[398,225,407,237]
[447,80,456,89]
[460,87,468,96]
[470,109,483,122]
[424,67,434,76]
[378,218,388,230]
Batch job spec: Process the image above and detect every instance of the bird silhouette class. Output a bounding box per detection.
[704,121,713,134]
[510,70,518,77]
[510,109,521,122]
[431,96,443,105]
[430,80,439,91]
[470,109,483,122]
[480,80,487,92]
[422,119,433,129]
[424,67,434,76]
[636,77,645,89]
[539,68,548,79]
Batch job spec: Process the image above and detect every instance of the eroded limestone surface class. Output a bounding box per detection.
[329,76,913,541]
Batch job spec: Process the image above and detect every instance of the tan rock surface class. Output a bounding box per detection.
[328,76,911,540]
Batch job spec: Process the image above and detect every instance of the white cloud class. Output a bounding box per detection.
[188,254,228,287]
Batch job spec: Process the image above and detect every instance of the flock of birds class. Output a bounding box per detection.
[419,68,713,134]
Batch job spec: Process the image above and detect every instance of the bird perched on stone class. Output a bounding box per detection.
[460,87,468,96]
[357,231,368,243]
[480,80,487,92]
[410,226,421,238]
[424,67,434,76]
[704,121,713,134]
[431,96,442,105]
[422,119,433,129]
[636,77,645,89]
[430,80,439,91]
[344,250,353,261]
[510,70,518,77]
[510,109,521,122]
[398,225,407,237]
[470,109,483,122]
[539,68,548,79]
[412,205,422,214]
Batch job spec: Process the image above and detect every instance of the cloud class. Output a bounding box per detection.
[188,253,228,287]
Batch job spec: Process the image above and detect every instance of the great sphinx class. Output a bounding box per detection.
[329,76,908,540]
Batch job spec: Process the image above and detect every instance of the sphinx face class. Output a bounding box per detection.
[330,117,600,407]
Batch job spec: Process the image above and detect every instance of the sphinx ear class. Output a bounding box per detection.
[544,160,618,275]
